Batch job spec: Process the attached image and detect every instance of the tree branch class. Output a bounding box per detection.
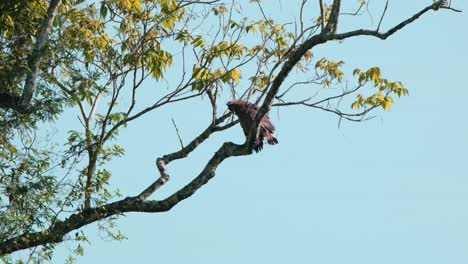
[171,118,185,149]
[0,115,246,256]
[18,0,62,112]
[136,113,232,201]
[323,0,341,34]
[319,0,325,32]
[377,0,389,31]
[334,1,447,41]
[249,0,447,151]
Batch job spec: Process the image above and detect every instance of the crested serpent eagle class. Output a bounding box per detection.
[227,99,278,152]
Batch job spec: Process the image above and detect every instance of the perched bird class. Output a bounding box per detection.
[227,99,278,152]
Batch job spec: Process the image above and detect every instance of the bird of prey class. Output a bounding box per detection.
[227,99,278,152]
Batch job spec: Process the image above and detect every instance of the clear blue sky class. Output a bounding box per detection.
[42,1,468,263]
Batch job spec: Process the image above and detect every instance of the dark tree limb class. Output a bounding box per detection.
[0,115,245,256]
[136,113,232,201]
[323,0,341,34]
[253,0,448,133]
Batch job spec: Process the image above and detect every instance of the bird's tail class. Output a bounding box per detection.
[266,134,278,145]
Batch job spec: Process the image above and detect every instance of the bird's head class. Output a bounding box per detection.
[227,99,251,114]
[226,100,236,112]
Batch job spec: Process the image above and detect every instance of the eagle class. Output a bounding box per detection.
[227,99,278,152]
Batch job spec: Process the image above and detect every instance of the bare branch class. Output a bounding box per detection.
[136,158,171,201]
[102,92,202,144]
[323,0,341,34]
[377,0,389,31]
[135,112,233,200]
[334,1,448,41]
[273,83,376,122]
[88,92,103,124]
[171,118,185,149]
[299,0,307,34]
[250,0,447,152]
[340,1,366,16]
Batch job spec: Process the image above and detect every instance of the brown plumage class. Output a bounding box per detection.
[227,99,278,152]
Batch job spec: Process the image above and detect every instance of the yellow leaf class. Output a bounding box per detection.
[230,69,241,83]
[351,101,360,110]
[258,23,265,33]
[382,101,391,111]
[162,19,175,29]
[194,68,206,80]
[376,92,384,102]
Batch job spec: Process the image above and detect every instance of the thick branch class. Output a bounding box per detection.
[84,154,98,209]
[0,129,247,256]
[323,0,341,34]
[252,0,447,142]
[18,0,62,111]
[136,113,232,200]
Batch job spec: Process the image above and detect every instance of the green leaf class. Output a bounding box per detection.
[100,4,108,19]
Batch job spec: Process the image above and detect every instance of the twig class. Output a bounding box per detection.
[377,0,389,31]
[340,1,366,16]
[319,0,325,32]
[442,6,462,12]
[171,118,184,149]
